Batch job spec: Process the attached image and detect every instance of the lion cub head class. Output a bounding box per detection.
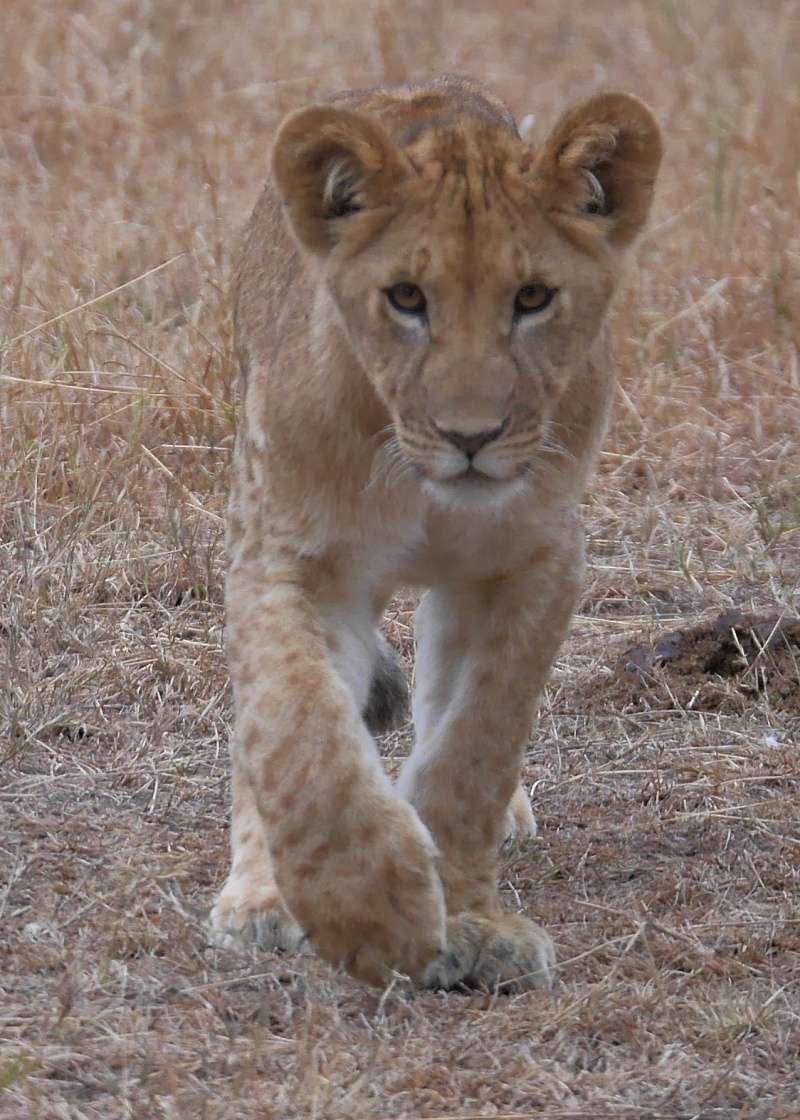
[272,84,661,507]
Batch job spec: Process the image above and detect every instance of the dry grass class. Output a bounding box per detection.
[1,1,799,1117]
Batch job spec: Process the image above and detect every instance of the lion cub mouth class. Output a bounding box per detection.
[423,469,527,511]
[459,464,489,480]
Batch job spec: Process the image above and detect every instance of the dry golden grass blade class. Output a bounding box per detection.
[4,252,187,345]
[139,443,225,525]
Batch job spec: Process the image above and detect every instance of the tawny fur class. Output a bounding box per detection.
[210,76,661,989]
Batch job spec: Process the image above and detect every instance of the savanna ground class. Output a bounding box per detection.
[1,1,799,1117]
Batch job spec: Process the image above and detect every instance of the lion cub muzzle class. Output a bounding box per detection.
[432,416,509,459]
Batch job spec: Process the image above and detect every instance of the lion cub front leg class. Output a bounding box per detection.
[398,545,583,992]
[212,555,446,986]
[210,757,306,953]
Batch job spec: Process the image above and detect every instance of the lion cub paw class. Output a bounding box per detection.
[279,799,447,988]
[424,911,555,993]
[209,884,308,955]
[502,784,538,846]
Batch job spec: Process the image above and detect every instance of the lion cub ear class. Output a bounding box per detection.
[272,105,408,255]
[533,93,662,248]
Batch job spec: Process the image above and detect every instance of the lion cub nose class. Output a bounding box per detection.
[433,417,509,458]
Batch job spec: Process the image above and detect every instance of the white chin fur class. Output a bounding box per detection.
[422,474,528,513]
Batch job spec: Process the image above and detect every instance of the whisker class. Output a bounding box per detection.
[365,433,416,494]
[539,419,577,464]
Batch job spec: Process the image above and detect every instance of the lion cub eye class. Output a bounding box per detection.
[514,284,557,316]
[385,282,427,316]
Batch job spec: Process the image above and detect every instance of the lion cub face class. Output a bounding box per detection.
[273,91,661,507]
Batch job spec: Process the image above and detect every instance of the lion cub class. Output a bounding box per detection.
[211,76,661,989]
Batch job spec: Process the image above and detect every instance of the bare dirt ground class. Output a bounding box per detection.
[2,2,799,1117]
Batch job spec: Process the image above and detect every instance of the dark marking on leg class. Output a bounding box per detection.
[362,633,409,735]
